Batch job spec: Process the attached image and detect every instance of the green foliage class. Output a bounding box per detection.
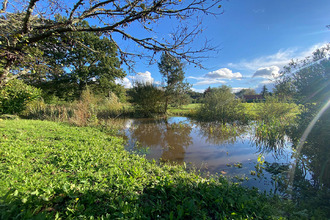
[168,103,199,116]
[275,44,330,104]
[254,95,299,123]
[261,85,269,97]
[0,79,41,114]
[0,1,221,88]
[267,45,330,218]
[252,96,299,155]
[127,54,191,116]
[197,85,245,124]
[23,19,125,100]
[253,119,288,155]
[187,91,203,103]
[158,53,191,112]
[0,119,283,219]
[128,83,165,117]
[22,88,128,125]
[235,88,257,98]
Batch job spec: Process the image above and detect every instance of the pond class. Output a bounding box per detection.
[117,116,293,193]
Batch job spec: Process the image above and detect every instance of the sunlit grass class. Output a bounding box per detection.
[0,119,283,219]
[168,103,200,116]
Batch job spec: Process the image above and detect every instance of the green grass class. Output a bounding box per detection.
[169,102,300,120]
[242,102,300,120]
[168,103,200,116]
[0,119,284,219]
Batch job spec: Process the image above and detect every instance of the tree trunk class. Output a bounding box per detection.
[164,96,169,114]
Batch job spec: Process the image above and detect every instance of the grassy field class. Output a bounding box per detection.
[0,119,285,219]
[168,103,200,116]
[169,102,300,120]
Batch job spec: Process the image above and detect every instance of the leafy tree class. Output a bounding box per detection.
[0,0,221,87]
[158,53,191,113]
[187,90,203,103]
[273,80,295,100]
[19,19,125,100]
[203,86,212,98]
[235,88,256,98]
[128,82,165,117]
[275,44,330,104]
[276,44,330,217]
[197,85,244,124]
[260,85,269,97]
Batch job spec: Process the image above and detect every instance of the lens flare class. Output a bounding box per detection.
[289,99,330,187]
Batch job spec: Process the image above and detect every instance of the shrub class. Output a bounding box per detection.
[197,86,245,124]
[254,95,298,123]
[0,79,41,114]
[128,83,165,117]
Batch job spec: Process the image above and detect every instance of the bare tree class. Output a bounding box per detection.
[0,0,222,87]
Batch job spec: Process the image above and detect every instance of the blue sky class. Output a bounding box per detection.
[116,0,330,93]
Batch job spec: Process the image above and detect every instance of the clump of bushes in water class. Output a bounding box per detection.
[252,95,299,154]
[0,119,284,219]
[127,82,166,117]
[196,85,247,124]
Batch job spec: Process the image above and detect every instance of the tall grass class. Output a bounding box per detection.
[21,89,132,126]
[251,96,300,156]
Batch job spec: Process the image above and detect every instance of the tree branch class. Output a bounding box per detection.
[0,0,8,13]
[22,0,40,34]
[69,0,84,21]
[0,0,222,86]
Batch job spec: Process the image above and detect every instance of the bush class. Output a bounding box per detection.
[128,83,165,117]
[197,86,245,124]
[254,95,298,123]
[0,79,41,114]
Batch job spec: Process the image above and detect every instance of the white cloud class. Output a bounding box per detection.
[205,68,242,79]
[228,49,295,71]
[255,81,275,93]
[195,79,226,86]
[129,71,154,84]
[188,68,241,86]
[228,42,328,71]
[232,87,249,93]
[191,88,206,93]
[260,79,275,85]
[116,71,156,88]
[115,77,132,88]
[253,66,280,79]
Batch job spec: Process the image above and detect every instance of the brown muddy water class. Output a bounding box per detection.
[116,117,293,192]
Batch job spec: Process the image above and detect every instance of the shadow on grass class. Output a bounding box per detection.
[1,177,278,219]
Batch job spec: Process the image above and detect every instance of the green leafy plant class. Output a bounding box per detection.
[128,82,165,117]
[0,79,41,114]
[197,85,246,124]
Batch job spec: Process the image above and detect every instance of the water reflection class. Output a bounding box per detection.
[120,117,292,180]
[251,121,289,158]
[114,115,329,214]
[195,122,247,146]
[126,118,193,164]
[284,107,330,215]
